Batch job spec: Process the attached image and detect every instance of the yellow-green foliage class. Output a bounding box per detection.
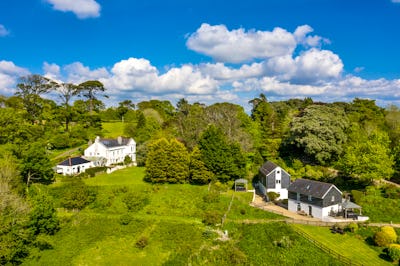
[388,244,400,262]
[374,226,398,247]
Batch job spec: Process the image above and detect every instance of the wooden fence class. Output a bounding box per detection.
[291,226,362,266]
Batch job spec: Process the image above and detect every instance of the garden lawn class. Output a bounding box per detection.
[294,225,391,266]
[102,122,125,138]
[84,167,147,186]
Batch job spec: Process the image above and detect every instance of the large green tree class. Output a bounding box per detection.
[285,104,349,165]
[56,82,79,131]
[189,146,214,184]
[78,80,106,115]
[198,125,246,182]
[338,129,394,183]
[15,74,55,123]
[145,138,189,183]
[19,143,54,187]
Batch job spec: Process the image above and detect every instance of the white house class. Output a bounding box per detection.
[56,157,93,176]
[258,161,291,200]
[84,136,136,166]
[287,179,342,220]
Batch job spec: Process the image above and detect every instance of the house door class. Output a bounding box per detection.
[77,166,80,173]
[297,203,301,211]
[308,206,312,216]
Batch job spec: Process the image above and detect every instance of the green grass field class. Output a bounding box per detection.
[22,167,364,265]
[102,122,125,138]
[294,225,391,266]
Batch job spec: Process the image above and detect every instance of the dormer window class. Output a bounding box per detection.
[331,196,335,202]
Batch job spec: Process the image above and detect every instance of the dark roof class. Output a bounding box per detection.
[288,179,341,199]
[99,137,132,148]
[259,161,279,176]
[58,157,91,166]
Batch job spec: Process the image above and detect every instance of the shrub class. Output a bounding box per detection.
[202,191,220,203]
[85,167,107,177]
[346,222,359,233]
[61,180,97,210]
[374,226,398,247]
[388,244,400,262]
[119,213,133,225]
[273,236,292,248]
[267,191,280,202]
[135,236,149,249]
[202,211,220,226]
[122,191,149,212]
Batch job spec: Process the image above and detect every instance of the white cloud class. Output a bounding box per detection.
[294,25,329,47]
[0,24,10,37]
[45,0,101,19]
[0,60,30,94]
[199,62,265,81]
[63,62,109,83]
[392,0,400,3]
[43,62,62,82]
[186,23,296,63]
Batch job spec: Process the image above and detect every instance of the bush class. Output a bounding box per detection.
[202,191,220,203]
[388,244,400,262]
[346,222,359,233]
[267,191,280,202]
[119,213,133,225]
[122,191,149,212]
[374,226,398,247]
[85,167,107,177]
[202,211,220,226]
[135,236,149,249]
[61,180,97,210]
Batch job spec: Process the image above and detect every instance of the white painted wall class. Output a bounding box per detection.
[56,162,93,176]
[288,199,340,220]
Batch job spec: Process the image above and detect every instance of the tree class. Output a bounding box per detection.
[0,154,32,265]
[19,143,54,187]
[15,74,56,123]
[28,190,59,235]
[145,138,190,183]
[198,125,246,182]
[117,100,135,121]
[374,226,397,247]
[285,104,349,165]
[189,146,214,184]
[338,129,395,183]
[56,82,79,131]
[78,80,106,114]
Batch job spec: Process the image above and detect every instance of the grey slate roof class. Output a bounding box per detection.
[58,157,91,166]
[288,178,341,199]
[100,137,131,148]
[259,161,279,176]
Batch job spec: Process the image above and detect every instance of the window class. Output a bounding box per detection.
[308,195,312,201]
[296,193,300,201]
[331,195,335,202]
[276,179,281,184]
[277,170,280,174]
[297,203,301,211]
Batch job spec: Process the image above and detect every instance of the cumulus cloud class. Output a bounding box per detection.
[45,0,101,19]
[0,24,10,37]
[0,60,30,94]
[105,58,217,95]
[294,25,329,47]
[186,23,296,63]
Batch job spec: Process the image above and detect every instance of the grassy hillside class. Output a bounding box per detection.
[23,167,344,265]
[102,122,125,138]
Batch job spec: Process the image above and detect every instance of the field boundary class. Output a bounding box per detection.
[291,225,362,266]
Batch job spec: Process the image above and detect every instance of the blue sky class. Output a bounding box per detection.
[1,0,400,108]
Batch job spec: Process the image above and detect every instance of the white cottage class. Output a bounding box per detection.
[56,157,93,176]
[288,179,342,220]
[258,161,291,200]
[84,136,136,166]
